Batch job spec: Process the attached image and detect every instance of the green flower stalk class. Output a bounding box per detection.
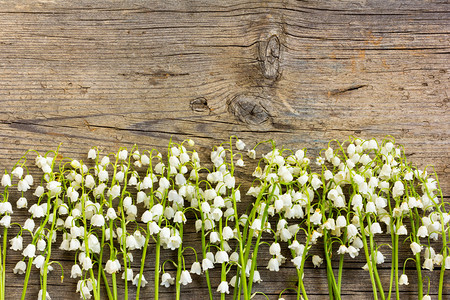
[21,149,62,300]
[135,148,159,300]
[152,148,171,300]
[40,154,70,299]
[0,168,14,300]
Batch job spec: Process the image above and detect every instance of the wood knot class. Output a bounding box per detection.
[228,95,271,125]
[190,97,210,113]
[259,35,281,80]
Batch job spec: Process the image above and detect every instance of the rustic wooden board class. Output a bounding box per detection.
[0,0,448,299]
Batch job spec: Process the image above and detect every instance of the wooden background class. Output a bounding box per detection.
[0,0,448,299]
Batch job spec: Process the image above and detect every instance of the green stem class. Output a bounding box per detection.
[298,250,309,300]
[219,218,226,300]
[108,156,121,300]
[244,231,254,297]
[415,252,423,300]
[1,227,7,300]
[359,213,378,300]
[440,249,447,300]
[110,220,117,300]
[297,188,313,300]
[323,231,340,300]
[99,263,113,300]
[220,261,226,300]
[394,231,399,300]
[136,224,151,300]
[154,234,161,300]
[387,221,395,300]
[175,225,183,300]
[438,219,447,300]
[372,260,385,300]
[200,209,213,300]
[21,209,54,300]
[326,266,334,300]
[120,222,128,300]
[89,268,100,300]
[41,202,58,299]
[247,186,275,298]
[233,268,241,300]
[0,236,2,300]
[337,254,344,294]
[296,269,307,300]
[20,258,34,300]
[367,217,385,300]
[231,192,247,300]
[97,229,105,299]
[434,174,447,300]
[80,197,99,299]
[409,210,423,300]
[242,185,268,266]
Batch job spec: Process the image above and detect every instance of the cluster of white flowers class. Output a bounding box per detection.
[223,137,448,300]
[304,138,448,299]
[0,136,447,300]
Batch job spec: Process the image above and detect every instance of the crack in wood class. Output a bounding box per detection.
[329,84,368,96]
[120,70,190,79]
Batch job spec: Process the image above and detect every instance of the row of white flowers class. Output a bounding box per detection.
[0,136,447,300]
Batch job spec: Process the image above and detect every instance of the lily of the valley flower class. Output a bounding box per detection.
[13,261,27,274]
[105,259,121,274]
[179,270,192,285]
[217,281,230,294]
[161,273,175,288]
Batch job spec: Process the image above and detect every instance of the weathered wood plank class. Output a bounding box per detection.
[0,0,448,299]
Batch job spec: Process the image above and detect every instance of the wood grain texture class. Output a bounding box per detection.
[0,0,448,299]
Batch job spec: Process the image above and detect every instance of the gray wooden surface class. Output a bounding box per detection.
[0,0,448,299]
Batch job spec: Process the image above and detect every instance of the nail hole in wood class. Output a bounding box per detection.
[190,97,210,113]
